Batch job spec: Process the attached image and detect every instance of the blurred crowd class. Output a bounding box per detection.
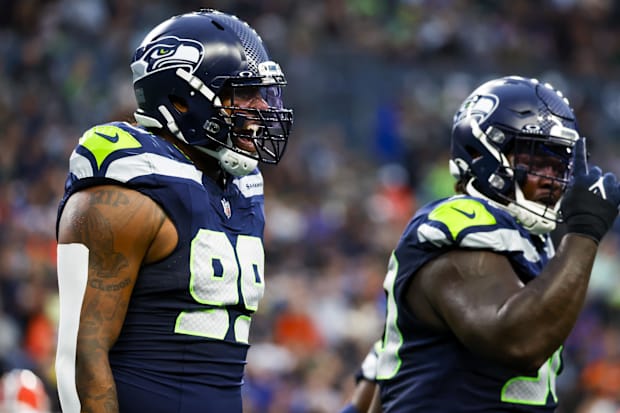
[2,0,620,411]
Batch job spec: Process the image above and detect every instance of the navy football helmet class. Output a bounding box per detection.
[450,76,580,234]
[131,9,293,176]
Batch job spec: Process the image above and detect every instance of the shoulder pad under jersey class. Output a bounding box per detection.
[69,122,201,185]
[417,196,539,259]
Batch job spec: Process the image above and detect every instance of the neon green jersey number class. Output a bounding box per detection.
[175,229,265,343]
[501,348,562,405]
[376,252,404,380]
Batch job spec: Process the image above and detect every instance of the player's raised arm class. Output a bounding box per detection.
[417,137,620,371]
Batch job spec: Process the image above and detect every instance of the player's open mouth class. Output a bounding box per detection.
[233,124,261,153]
[233,137,254,153]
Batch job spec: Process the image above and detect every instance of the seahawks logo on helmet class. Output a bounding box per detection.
[131,36,204,81]
[454,93,499,126]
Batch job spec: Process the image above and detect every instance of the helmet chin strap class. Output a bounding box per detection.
[198,124,261,177]
[465,179,557,235]
[156,103,258,177]
[197,145,258,177]
[508,184,559,235]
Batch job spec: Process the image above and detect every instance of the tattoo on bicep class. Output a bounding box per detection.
[83,208,128,279]
[68,188,157,290]
[67,189,136,285]
[89,188,130,208]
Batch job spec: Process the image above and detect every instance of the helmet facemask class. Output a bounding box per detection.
[504,134,574,234]
[208,77,293,167]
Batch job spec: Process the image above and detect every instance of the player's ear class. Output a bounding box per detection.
[169,95,188,113]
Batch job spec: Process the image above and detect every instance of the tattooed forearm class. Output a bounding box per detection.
[76,338,120,412]
[77,374,119,413]
[60,186,161,413]
[80,389,120,413]
[82,397,119,413]
[89,277,131,291]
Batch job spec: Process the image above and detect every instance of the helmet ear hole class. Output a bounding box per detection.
[217,85,233,104]
[169,95,189,113]
[465,146,481,161]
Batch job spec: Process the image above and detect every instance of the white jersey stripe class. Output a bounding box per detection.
[461,228,541,262]
[106,153,202,184]
[418,224,542,263]
[69,152,94,180]
[70,151,203,185]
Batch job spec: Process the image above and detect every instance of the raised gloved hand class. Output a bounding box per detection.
[560,137,620,243]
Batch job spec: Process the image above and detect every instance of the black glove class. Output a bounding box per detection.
[560,137,620,243]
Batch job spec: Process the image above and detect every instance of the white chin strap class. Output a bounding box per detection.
[201,124,262,177]
[198,146,258,177]
[465,179,558,235]
[507,185,559,235]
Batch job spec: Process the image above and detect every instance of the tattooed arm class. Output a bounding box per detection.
[57,185,176,413]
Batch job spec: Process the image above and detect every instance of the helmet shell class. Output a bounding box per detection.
[130,9,292,174]
[451,76,578,201]
[450,76,580,234]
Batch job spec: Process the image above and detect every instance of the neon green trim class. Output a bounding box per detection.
[79,125,142,169]
[376,252,404,380]
[500,347,562,406]
[501,372,547,406]
[549,346,563,403]
[428,198,496,239]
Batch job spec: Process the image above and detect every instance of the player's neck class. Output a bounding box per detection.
[158,131,225,185]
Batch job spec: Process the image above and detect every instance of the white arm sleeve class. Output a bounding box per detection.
[55,243,89,413]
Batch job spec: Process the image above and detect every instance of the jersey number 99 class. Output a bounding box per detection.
[175,229,264,343]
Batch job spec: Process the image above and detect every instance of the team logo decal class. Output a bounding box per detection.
[454,93,499,125]
[131,36,204,79]
[221,198,232,219]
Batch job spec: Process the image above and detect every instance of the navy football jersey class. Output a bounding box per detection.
[376,195,562,412]
[354,340,380,384]
[57,122,267,412]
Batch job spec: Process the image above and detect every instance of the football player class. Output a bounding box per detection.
[55,9,293,413]
[339,341,380,413]
[372,76,620,411]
